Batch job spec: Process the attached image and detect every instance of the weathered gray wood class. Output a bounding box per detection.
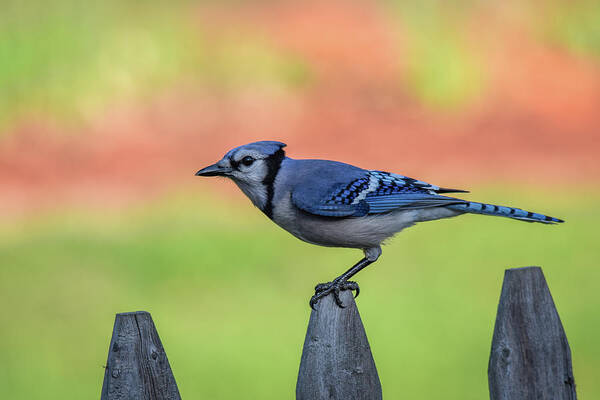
[101,311,181,400]
[488,267,576,400]
[296,290,382,400]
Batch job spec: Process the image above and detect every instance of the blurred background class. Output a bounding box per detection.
[1,0,599,398]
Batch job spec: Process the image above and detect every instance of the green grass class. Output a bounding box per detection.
[0,187,598,399]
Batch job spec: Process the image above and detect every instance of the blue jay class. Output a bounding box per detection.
[196,141,563,309]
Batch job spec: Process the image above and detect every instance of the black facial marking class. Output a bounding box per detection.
[262,148,285,219]
[229,157,240,170]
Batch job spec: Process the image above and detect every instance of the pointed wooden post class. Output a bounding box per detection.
[101,311,181,400]
[488,267,577,399]
[296,290,382,400]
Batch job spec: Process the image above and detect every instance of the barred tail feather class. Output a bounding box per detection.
[448,202,564,224]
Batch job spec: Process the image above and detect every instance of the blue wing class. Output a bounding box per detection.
[362,171,466,213]
[290,160,370,217]
[291,162,467,217]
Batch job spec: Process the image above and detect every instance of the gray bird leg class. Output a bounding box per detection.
[309,247,381,310]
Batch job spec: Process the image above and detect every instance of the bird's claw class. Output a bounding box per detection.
[309,280,360,310]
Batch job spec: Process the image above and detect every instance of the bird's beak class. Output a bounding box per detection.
[195,162,232,177]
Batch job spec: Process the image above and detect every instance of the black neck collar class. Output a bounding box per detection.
[262,149,285,219]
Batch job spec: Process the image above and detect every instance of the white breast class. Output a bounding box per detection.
[273,195,462,249]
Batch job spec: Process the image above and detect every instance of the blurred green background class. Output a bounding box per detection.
[1,0,599,399]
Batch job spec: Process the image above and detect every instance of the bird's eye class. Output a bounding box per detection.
[241,156,255,167]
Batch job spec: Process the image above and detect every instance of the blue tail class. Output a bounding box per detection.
[448,201,564,224]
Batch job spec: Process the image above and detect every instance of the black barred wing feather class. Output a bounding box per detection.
[290,163,370,217]
[362,171,466,214]
[292,175,370,217]
[292,168,466,218]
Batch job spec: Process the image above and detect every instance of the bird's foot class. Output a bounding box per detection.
[309,279,360,310]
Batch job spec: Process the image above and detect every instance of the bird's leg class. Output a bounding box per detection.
[309,258,372,309]
[309,247,381,310]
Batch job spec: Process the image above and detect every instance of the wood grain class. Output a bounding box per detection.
[101,311,181,400]
[488,267,576,400]
[296,291,382,400]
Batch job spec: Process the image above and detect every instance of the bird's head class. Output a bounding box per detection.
[196,141,287,213]
[196,141,287,185]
